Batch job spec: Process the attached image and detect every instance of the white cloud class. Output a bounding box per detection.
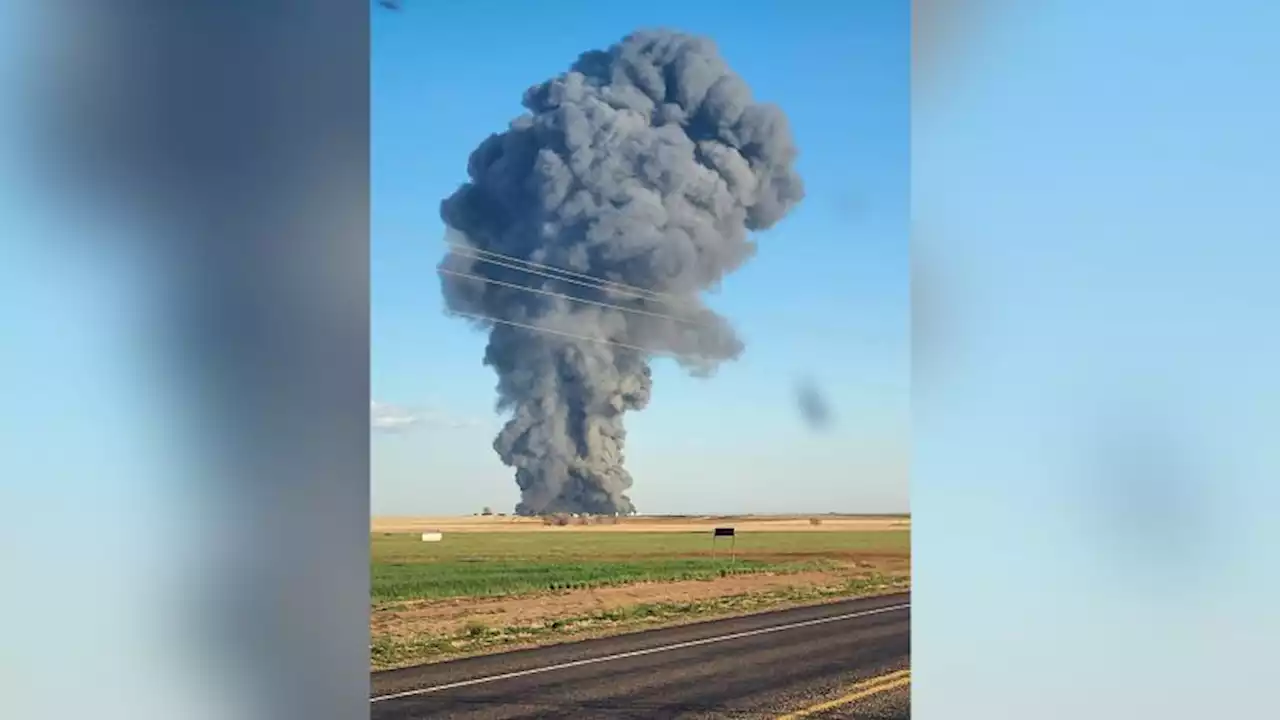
[371,401,421,432]
[371,401,480,433]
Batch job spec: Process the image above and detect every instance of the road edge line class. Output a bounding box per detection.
[371,602,910,703]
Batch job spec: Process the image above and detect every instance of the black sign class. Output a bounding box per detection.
[713,527,735,537]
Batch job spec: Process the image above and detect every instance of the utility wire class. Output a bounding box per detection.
[448,249,660,303]
[446,242,673,301]
[437,267,708,327]
[440,244,896,353]
[446,309,710,362]
[439,242,716,360]
[444,242,682,305]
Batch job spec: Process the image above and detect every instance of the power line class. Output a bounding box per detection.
[437,267,708,327]
[448,249,660,303]
[446,309,710,362]
[440,246,899,355]
[445,242,681,305]
[446,242,674,302]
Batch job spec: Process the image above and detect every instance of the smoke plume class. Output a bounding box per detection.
[438,29,804,515]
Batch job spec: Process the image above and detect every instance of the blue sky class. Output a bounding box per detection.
[371,1,910,515]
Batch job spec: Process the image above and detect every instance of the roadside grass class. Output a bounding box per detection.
[370,574,911,670]
[371,530,909,603]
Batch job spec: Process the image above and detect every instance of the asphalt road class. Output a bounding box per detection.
[371,592,910,719]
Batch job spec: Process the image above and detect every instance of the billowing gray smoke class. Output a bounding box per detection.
[438,29,804,516]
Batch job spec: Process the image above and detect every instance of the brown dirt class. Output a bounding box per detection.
[371,514,910,534]
[372,561,909,641]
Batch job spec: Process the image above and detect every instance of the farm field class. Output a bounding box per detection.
[370,516,911,670]
[372,513,909,534]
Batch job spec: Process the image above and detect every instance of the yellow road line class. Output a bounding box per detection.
[775,670,911,719]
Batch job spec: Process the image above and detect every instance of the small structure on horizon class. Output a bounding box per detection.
[420,529,443,542]
[711,526,737,563]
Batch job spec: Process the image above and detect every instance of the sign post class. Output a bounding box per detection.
[713,527,736,565]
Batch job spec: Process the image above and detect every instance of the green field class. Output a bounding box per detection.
[371,530,909,603]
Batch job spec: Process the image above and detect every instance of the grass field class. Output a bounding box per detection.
[369,519,911,670]
[371,530,907,603]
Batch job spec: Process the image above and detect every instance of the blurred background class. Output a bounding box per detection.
[912,1,1278,717]
[2,3,370,719]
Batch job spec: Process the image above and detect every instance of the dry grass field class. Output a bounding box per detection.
[371,513,910,534]
[369,514,911,670]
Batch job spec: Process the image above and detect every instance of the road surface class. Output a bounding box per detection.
[371,592,910,719]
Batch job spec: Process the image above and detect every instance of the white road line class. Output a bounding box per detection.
[371,602,910,704]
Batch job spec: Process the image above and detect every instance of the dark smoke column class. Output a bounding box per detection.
[438,29,804,516]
